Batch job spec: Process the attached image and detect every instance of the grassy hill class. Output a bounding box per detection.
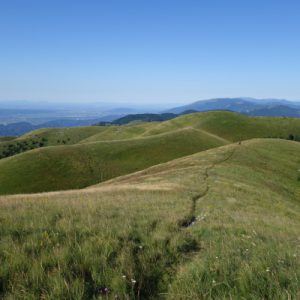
[79,122,154,143]
[0,128,226,195]
[0,126,106,159]
[78,111,300,143]
[141,111,300,141]
[20,126,107,145]
[1,111,300,194]
[0,139,299,299]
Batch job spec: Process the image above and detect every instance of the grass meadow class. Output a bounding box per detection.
[0,139,299,299]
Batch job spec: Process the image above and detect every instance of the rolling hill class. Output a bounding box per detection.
[1,111,300,195]
[0,126,108,160]
[0,128,226,195]
[0,138,299,299]
[141,111,300,141]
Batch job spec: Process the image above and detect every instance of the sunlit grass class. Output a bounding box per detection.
[1,111,300,195]
[0,189,202,299]
[0,139,299,299]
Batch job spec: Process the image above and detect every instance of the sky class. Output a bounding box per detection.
[1,0,300,106]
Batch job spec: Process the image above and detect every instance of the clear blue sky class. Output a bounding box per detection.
[1,0,300,105]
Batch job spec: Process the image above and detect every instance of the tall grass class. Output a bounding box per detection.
[0,189,203,299]
[0,139,299,299]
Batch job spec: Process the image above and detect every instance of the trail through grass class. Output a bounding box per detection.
[1,139,299,298]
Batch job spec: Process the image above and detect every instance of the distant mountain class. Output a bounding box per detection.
[248,105,300,117]
[165,98,259,114]
[165,98,300,116]
[2,98,300,136]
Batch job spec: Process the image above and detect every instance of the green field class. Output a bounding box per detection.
[0,128,226,195]
[1,111,300,195]
[0,126,106,159]
[0,138,299,299]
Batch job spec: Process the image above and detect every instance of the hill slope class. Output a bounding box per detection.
[141,111,300,141]
[0,139,299,299]
[0,128,226,195]
[88,111,300,143]
[0,126,107,159]
[1,111,300,194]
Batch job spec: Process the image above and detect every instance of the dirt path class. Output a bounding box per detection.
[182,143,239,228]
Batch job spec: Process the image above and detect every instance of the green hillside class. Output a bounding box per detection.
[1,111,300,194]
[77,111,300,144]
[0,126,106,159]
[0,139,299,299]
[141,111,300,141]
[0,128,226,195]
[20,126,107,145]
[79,122,154,143]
